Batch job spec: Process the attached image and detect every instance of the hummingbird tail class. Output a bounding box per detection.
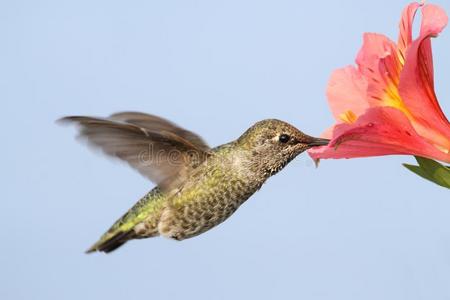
[85,188,165,254]
[86,230,135,254]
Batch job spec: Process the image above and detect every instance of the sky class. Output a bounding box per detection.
[2,0,450,299]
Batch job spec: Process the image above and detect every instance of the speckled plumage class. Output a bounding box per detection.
[60,114,328,253]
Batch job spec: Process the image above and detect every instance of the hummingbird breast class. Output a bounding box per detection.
[157,145,264,240]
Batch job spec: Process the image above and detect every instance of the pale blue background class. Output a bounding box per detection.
[2,1,450,299]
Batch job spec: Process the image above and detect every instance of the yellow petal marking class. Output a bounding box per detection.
[382,82,414,120]
[339,110,357,124]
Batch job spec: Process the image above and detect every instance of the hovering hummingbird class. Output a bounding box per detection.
[60,112,329,253]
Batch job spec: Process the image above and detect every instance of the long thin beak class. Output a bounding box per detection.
[306,137,330,147]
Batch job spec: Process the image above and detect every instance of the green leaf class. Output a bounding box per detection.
[403,156,450,189]
[416,157,450,187]
[403,164,435,182]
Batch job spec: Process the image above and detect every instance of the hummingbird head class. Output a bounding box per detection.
[237,119,329,177]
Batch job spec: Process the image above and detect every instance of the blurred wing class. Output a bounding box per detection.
[59,113,211,192]
[109,112,210,152]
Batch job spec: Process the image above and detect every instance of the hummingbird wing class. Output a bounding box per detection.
[109,112,210,152]
[59,113,212,192]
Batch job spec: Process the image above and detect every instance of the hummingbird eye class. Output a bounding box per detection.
[278,134,290,144]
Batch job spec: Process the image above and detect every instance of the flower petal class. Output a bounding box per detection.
[420,3,448,37]
[417,3,449,90]
[399,3,450,148]
[356,33,405,110]
[308,107,450,162]
[398,2,421,59]
[327,66,369,122]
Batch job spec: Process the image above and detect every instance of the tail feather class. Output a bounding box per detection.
[85,187,165,254]
[86,230,136,254]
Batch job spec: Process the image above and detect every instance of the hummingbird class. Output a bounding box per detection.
[60,112,329,253]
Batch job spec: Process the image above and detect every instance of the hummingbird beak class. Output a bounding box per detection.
[305,137,330,147]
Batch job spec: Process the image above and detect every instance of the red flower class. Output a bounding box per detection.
[309,2,450,163]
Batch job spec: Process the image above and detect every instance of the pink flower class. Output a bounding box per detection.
[308,2,450,163]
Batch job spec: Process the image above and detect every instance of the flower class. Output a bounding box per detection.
[308,2,450,163]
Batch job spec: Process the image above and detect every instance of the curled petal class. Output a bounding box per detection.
[399,3,450,148]
[420,3,449,37]
[398,2,421,58]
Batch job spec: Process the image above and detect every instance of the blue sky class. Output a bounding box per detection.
[2,1,450,299]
